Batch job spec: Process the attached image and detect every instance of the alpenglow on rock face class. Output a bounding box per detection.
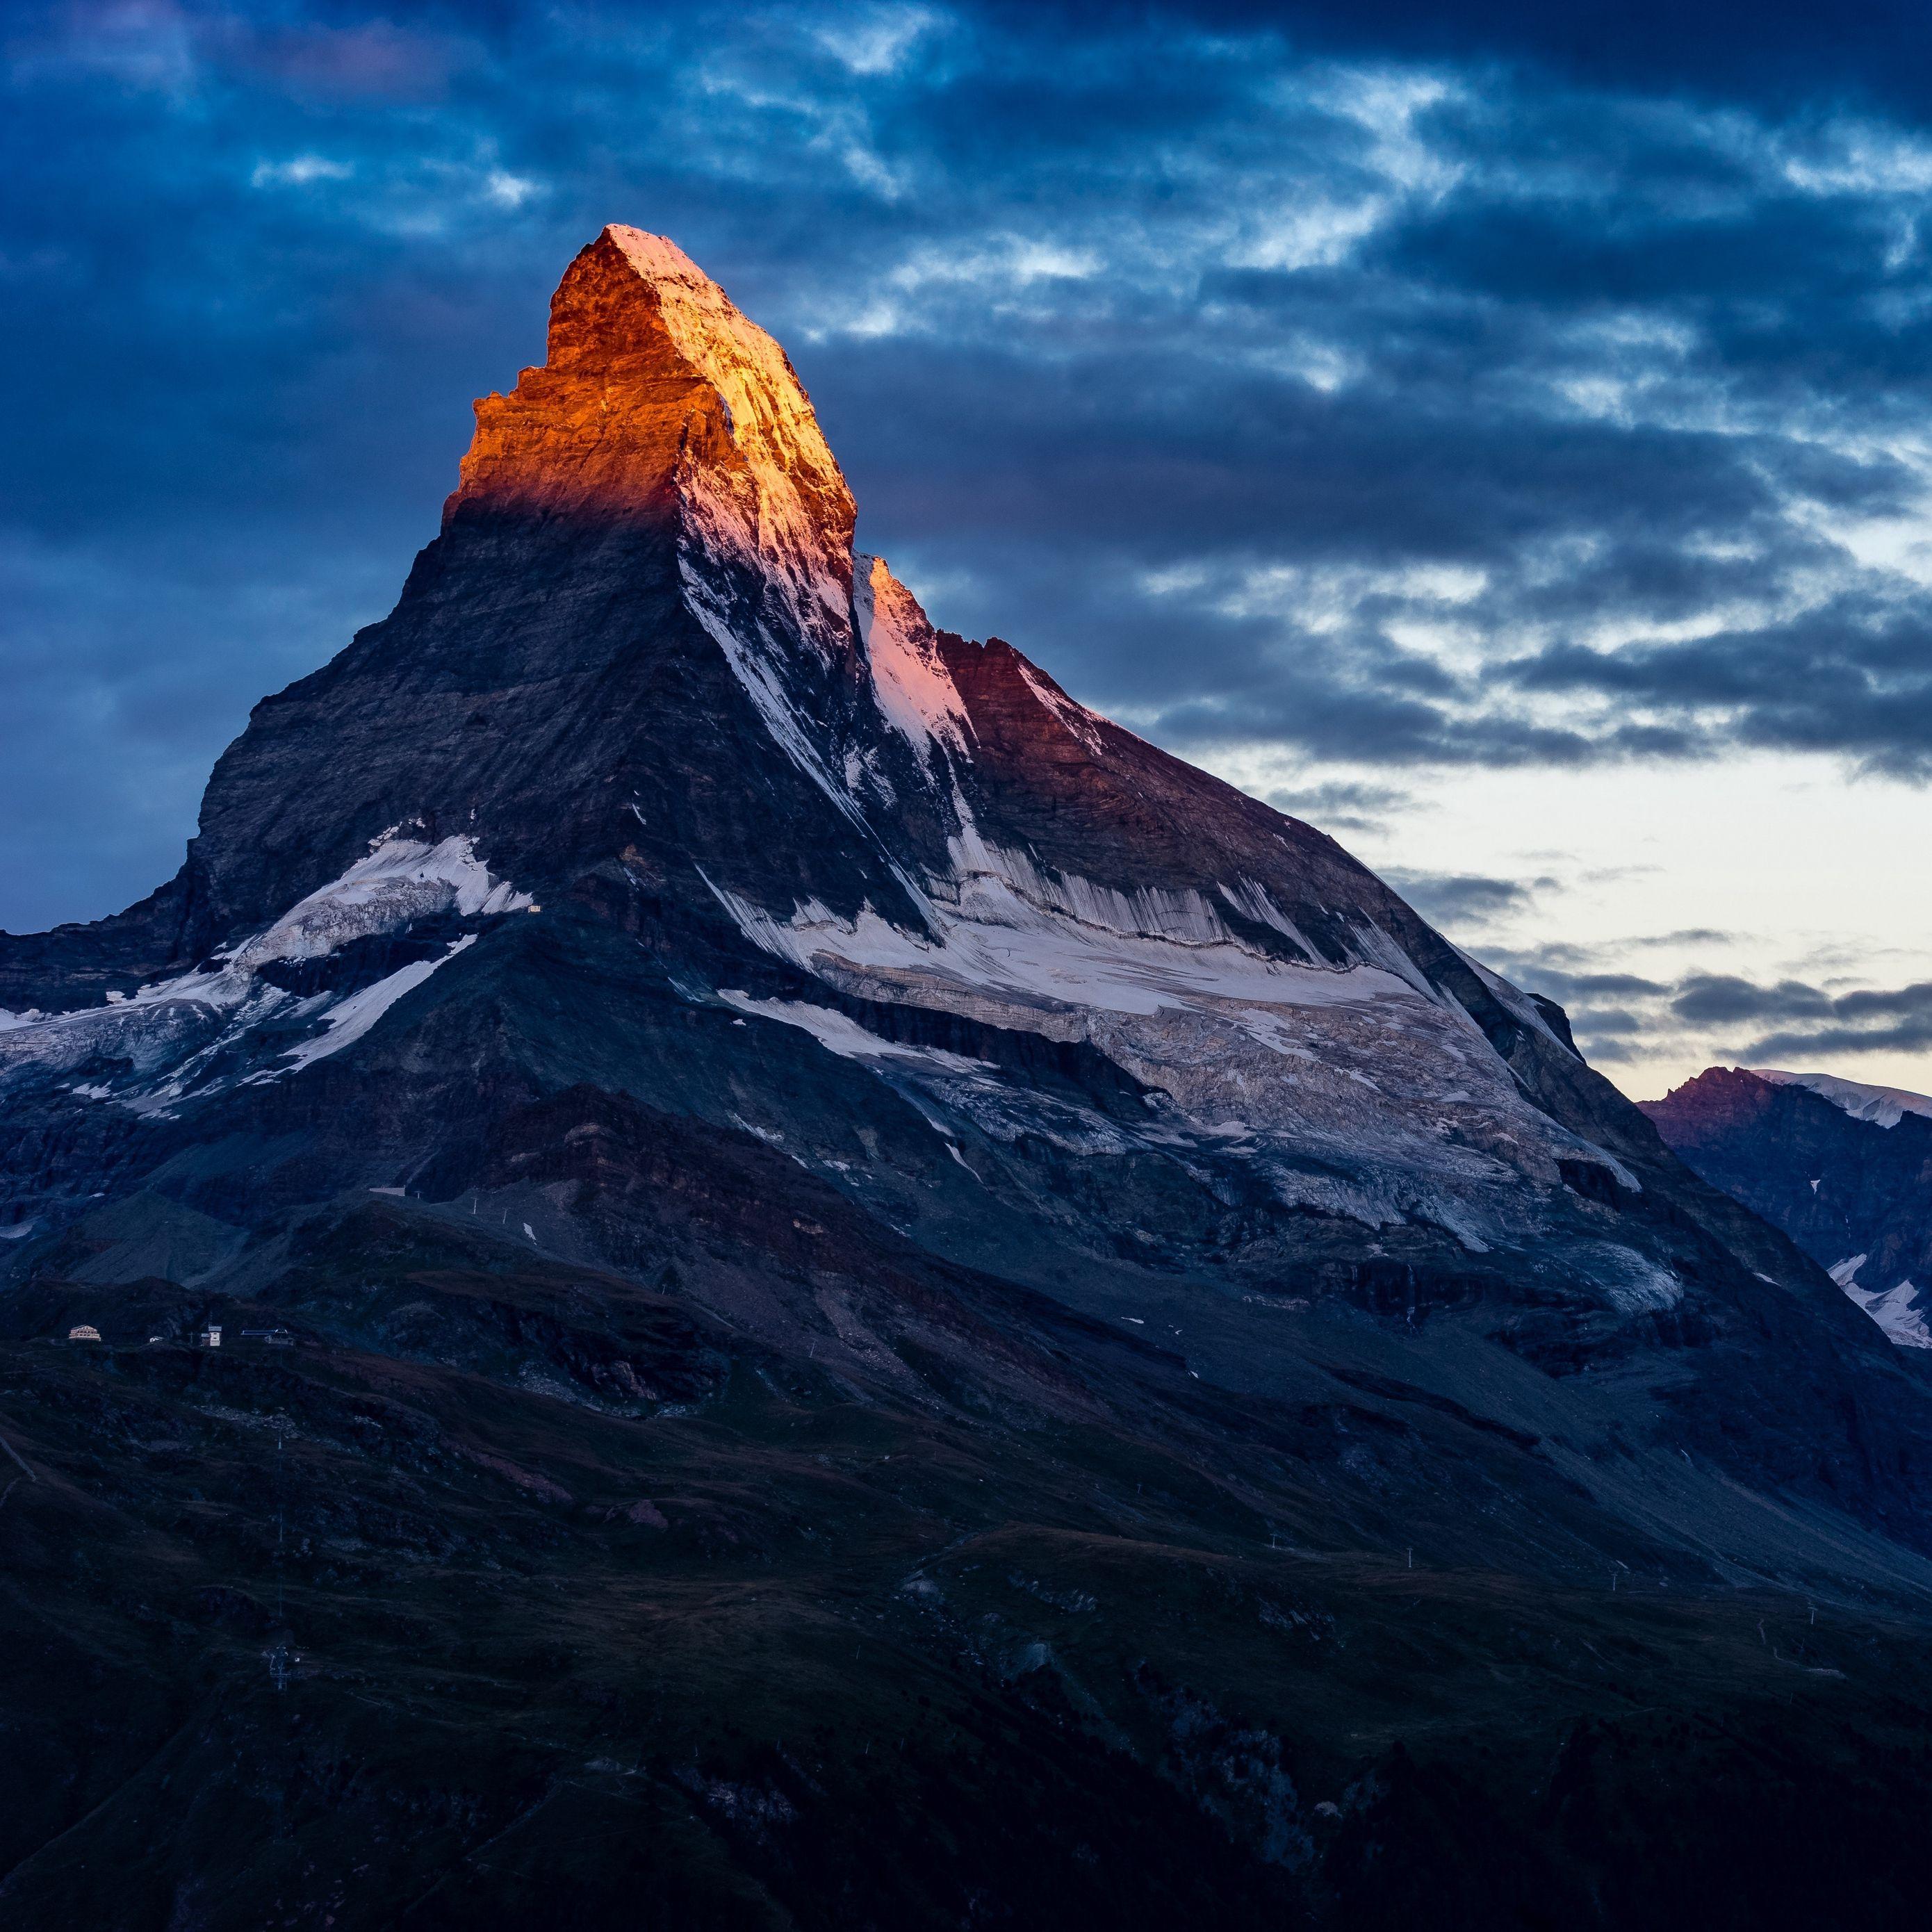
[8,229,1932,1929]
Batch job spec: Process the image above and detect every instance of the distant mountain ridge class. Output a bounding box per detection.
[1642,1065,1932,1349]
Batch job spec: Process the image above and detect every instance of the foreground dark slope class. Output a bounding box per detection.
[5,229,1932,1929]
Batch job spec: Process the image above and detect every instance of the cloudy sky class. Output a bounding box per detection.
[5,0,1931,1099]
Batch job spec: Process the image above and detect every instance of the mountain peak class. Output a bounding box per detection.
[451,224,856,655]
[599,222,710,288]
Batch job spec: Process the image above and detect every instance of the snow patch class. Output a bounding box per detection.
[230,833,531,973]
[711,860,1414,1022]
[1751,1069,1932,1130]
[703,787,1637,1241]
[718,991,988,1072]
[1839,1282,1932,1344]
[1,834,525,1106]
[856,555,972,764]
[276,936,477,1072]
[1837,1267,1932,1349]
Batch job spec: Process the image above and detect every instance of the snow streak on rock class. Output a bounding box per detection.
[1752,1069,1932,1131]
[707,802,1644,1257]
[856,555,974,765]
[274,936,479,1074]
[1013,660,1108,755]
[1833,1254,1932,1348]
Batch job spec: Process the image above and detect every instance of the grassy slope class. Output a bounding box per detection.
[3,1200,1931,1930]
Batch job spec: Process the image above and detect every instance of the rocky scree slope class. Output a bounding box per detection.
[4,229,1932,1929]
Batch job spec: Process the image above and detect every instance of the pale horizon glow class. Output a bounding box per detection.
[1191,744,1932,1102]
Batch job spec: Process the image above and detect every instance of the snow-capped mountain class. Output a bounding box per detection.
[7,215,1928,1483]
[1644,1065,1932,1349]
[9,228,1932,1929]
[0,230,1721,1307]
[3,221,1924,1463]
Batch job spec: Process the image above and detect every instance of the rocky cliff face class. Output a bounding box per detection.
[1644,1065,1932,1348]
[6,229,1932,1930]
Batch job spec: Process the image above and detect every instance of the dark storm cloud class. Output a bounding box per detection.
[1528,969,1672,1001]
[8,0,1932,928]
[1670,976,1835,1026]
[1748,1012,1932,1059]
[1265,778,1414,835]
[1128,1,1932,117]
[1499,596,1932,776]
[1486,941,1932,1081]
[1377,868,1557,930]
[1668,976,1932,1057]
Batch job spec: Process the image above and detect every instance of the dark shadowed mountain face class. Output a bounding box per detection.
[1643,1067,1932,1351]
[7,229,1932,1930]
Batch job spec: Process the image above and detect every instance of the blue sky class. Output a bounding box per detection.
[4,0,1931,1095]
